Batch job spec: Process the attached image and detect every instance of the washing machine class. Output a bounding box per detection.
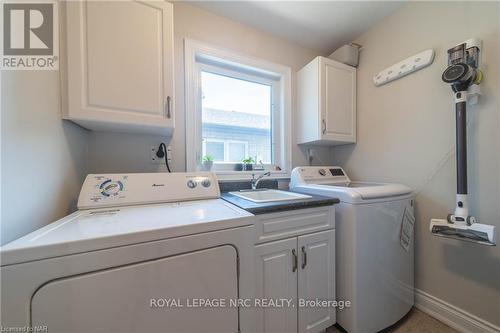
[290,166,414,333]
[1,172,256,333]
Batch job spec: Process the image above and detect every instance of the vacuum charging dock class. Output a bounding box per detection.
[430,38,496,246]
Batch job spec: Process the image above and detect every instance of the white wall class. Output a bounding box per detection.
[87,2,330,174]
[1,70,88,245]
[332,2,500,326]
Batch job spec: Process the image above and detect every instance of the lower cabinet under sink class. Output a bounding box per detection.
[253,206,336,333]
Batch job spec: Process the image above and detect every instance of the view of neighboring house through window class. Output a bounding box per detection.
[201,70,272,166]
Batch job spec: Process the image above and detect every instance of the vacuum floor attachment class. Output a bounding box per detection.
[430,219,496,246]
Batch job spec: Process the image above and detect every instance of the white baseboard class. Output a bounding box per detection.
[415,288,500,333]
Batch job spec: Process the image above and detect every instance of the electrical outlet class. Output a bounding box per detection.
[166,145,173,164]
[150,145,162,164]
[150,145,173,164]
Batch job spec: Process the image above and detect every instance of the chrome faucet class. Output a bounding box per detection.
[251,172,271,190]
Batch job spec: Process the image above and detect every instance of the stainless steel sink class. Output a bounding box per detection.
[229,189,312,203]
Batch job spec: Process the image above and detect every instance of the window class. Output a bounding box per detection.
[185,40,292,178]
[227,141,247,162]
[201,69,272,164]
[203,139,249,163]
[204,140,225,161]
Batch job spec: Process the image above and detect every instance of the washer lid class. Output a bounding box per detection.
[0,199,253,266]
[334,182,412,200]
[290,167,412,203]
[293,182,412,203]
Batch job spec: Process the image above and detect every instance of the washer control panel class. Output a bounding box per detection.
[78,172,220,209]
[290,166,351,187]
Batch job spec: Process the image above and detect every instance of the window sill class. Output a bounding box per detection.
[212,170,290,181]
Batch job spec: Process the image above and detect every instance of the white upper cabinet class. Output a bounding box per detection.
[297,56,356,145]
[63,1,174,135]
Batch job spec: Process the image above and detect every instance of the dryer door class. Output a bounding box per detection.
[31,245,238,333]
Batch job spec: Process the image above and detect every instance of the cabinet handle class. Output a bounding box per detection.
[301,246,307,269]
[165,96,172,119]
[292,249,298,272]
[322,119,326,134]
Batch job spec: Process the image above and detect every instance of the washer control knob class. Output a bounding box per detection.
[100,179,123,197]
[187,179,197,189]
[318,169,327,176]
[201,179,211,188]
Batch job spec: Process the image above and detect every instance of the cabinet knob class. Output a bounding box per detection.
[165,96,172,119]
[322,119,326,134]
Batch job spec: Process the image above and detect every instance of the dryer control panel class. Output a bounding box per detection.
[290,166,351,187]
[77,172,220,209]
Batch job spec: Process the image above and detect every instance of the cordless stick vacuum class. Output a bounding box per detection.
[430,39,496,246]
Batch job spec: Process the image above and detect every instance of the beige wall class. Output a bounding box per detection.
[87,2,330,174]
[1,70,88,245]
[332,2,500,325]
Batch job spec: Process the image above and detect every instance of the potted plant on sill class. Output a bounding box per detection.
[241,157,254,171]
[202,155,214,171]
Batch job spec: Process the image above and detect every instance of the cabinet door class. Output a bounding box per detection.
[65,1,174,134]
[320,58,356,143]
[298,230,335,333]
[255,238,298,333]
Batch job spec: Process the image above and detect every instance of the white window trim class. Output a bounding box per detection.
[184,39,292,180]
